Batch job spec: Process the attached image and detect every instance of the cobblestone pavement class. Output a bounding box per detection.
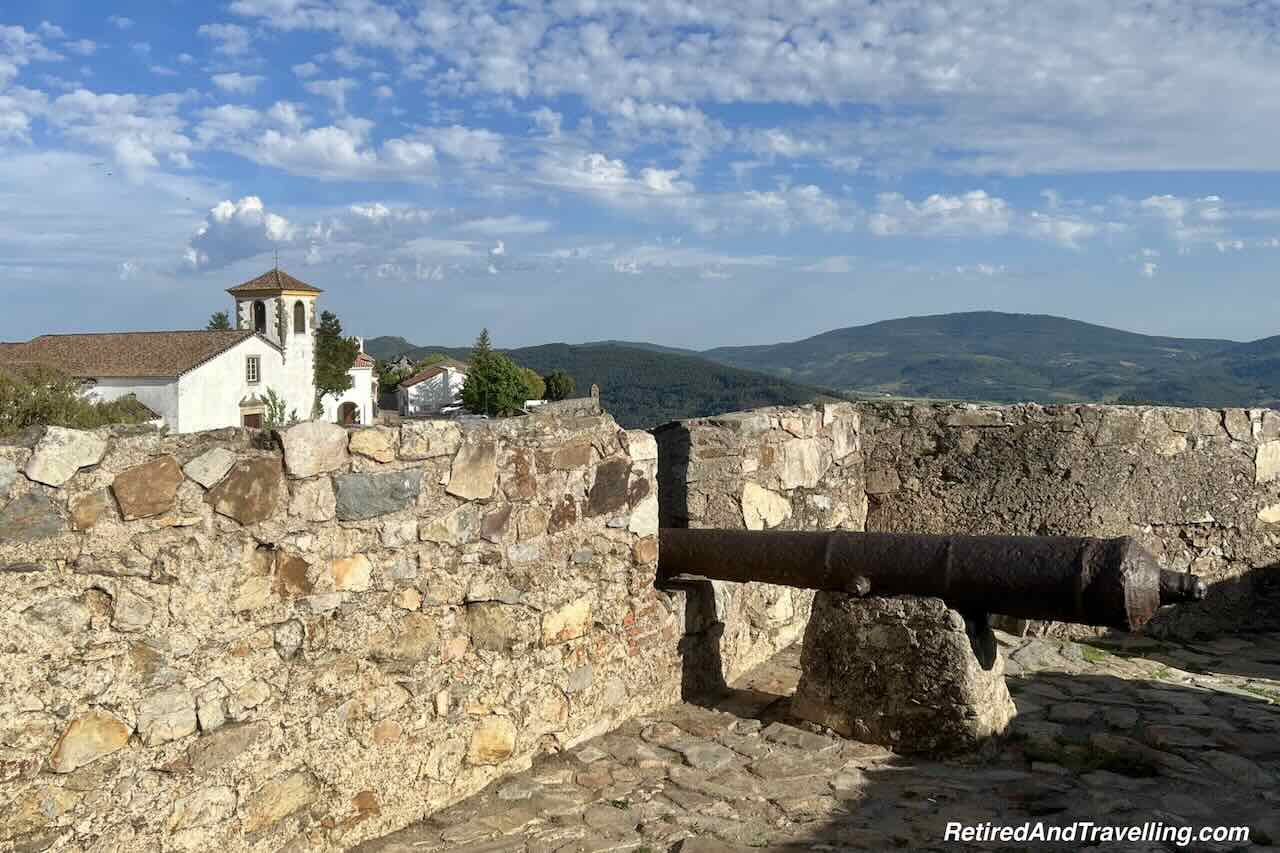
[356,631,1280,852]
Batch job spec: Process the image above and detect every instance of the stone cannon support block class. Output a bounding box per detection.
[791,592,1015,756]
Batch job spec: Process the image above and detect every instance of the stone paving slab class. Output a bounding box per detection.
[355,632,1280,852]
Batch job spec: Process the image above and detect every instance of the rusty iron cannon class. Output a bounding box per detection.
[658,529,1206,632]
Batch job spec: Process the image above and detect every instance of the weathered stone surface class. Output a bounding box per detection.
[111,587,154,632]
[468,602,529,651]
[741,482,791,531]
[168,786,237,832]
[334,469,423,520]
[273,552,313,597]
[187,721,269,774]
[111,455,184,520]
[70,489,109,530]
[542,597,592,645]
[0,492,65,542]
[468,716,517,765]
[622,429,658,461]
[182,447,237,488]
[448,440,498,500]
[1259,502,1280,525]
[1257,441,1280,484]
[288,476,336,521]
[633,536,658,564]
[350,428,396,463]
[273,619,305,659]
[778,437,825,489]
[0,785,79,843]
[25,427,107,486]
[400,420,462,459]
[420,503,481,544]
[371,613,438,663]
[243,772,319,833]
[331,554,373,591]
[792,592,1015,755]
[48,710,131,773]
[481,504,512,542]
[0,458,16,497]
[586,459,631,516]
[628,493,658,536]
[548,496,578,532]
[138,686,198,746]
[23,597,90,638]
[196,680,229,732]
[206,457,282,525]
[280,421,350,477]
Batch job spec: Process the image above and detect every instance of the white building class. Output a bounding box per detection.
[397,360,468,417]
[0,269,376,432]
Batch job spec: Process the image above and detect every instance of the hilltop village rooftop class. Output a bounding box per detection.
[1,399,1278,851]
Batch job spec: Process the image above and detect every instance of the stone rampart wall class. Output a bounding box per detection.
[0,414,676,852]
[653,403,866,687]
[855,401,1280,637]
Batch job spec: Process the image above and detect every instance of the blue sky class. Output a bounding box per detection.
[3,1,1280,349]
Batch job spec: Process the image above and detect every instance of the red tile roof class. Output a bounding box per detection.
[399,361,467,388]
[353,352,375,369]
[227,269,323,295]
[0,330,259,378]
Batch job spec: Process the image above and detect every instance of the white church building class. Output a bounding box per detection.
[0,269,375,433]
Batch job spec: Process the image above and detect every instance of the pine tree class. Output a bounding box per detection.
[544,369,576,401]
[206,311,232,330]
[314,310,359,411]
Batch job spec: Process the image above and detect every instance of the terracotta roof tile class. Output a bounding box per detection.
[227,269,323,295]
[399,360,468,388]
[353,352,375,368]
[0,330,259,378]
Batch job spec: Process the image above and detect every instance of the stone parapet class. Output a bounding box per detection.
[0,413,676,852]
[855,401,1280,637]
[653,403,867,688]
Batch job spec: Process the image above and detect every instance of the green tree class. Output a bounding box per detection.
[520,368,545,402]
[461,330,526,416]
[544,369,576,401]
[262,387,299,429]
[206,311,232,330]
[0,365,153,436]
[314,310,360,413]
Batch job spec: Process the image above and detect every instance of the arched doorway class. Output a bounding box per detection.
[253,301,267,334]
[339,402,359,425]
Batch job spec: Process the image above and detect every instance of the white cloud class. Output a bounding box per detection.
[304,77,356,112]
[46,89,194,180]
[373,85,393,100]
[292,61,319,78]
[184,196,298,270]
[1141,261,1158,278]
[955,263,1007,276]
[799,256,853,274]
[198,23,252,57]
[1026,212,1099,249]
[65,39,97,56]
[420,124,502,163]
[212,72,264,94]
[490,240,505,257]
[38,22,66,40]
[871,190,1011,237]
[1215,239,1246,253]
[107,16,134,30]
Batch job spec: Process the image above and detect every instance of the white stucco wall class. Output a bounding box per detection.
[176,336,287,432]
[84,377,180,427]
[322,367,375,425]
[399,368,466,416]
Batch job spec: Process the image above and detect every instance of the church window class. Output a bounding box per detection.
[293,301,306,334]
[253,301,267,334]
[246,356,260,384]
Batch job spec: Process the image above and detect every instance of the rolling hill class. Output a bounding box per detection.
[367,312,1280,418]
[364,337,848,428]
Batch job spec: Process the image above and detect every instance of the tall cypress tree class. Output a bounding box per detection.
[314,310,359,415]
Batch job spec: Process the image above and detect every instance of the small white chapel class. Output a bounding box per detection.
[0,269,375,433]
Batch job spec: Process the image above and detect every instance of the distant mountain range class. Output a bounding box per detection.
[367,311,1280,426]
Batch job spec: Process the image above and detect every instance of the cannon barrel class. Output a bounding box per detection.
[657,529,1206,632]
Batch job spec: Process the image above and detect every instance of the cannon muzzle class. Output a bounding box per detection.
[658,529,1205,632]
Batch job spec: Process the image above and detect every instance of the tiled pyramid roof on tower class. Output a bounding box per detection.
[227,269,323,295]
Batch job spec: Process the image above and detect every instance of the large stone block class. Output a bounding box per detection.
[25,426,107,486]
[400,420,461,460]
[205,457,283,525]
[48,710,132,773]
[111,455,184,520]
[242,772,318,833]
[447,440,498,500]
[334,470,423,520]
[467,716,516,765]
[792,593,1015,756]
[280,421,350,477]
[0,492,65,542]
[741,482,791,531]
[182,447,236,488]
[1257,441,1280,484]
[137,686,198,746]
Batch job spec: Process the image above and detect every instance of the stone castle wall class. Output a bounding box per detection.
[653,403,866,687]
[0,414,677,852]
[855,401,1280,637]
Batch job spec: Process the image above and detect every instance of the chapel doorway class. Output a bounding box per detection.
[339,402,359,425]
[242,412,263,428]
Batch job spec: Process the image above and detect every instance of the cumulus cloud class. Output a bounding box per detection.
[184,196,298,270]
[198,23,252,57]
[871,191,1011,237]
[212,72,264,94]
[304,77,356,112]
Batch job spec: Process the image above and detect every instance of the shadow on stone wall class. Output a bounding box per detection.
[1146,560,1280,643]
